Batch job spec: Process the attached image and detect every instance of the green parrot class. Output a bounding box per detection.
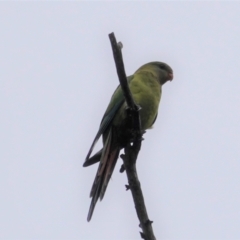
[83,61,173,221]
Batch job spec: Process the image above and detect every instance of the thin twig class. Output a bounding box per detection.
[108,32,156,240]
[108,33,137,111]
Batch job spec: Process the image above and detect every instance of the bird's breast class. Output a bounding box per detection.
[113,72,162,130]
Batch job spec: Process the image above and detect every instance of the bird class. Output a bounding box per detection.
[83,61,173,221]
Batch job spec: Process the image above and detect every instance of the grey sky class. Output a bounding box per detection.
[1,2,240,240]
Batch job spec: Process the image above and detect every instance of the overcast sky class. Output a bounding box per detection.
[1,2,240,240]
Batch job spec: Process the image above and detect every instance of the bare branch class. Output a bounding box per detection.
[108,32,156,240]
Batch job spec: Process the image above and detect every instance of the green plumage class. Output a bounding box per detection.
[84,61,173,221]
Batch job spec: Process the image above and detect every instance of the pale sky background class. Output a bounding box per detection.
[1,2,240,240]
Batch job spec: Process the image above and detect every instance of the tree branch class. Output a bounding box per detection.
[108,32,156,240]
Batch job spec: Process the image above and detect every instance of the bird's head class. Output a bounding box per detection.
[136,61,173,85]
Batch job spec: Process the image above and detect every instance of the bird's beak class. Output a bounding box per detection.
[169,72,174,81]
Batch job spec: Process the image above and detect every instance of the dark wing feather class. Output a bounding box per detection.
[83,75,134,166]
[83,149,102,167]
[83,99,123,166]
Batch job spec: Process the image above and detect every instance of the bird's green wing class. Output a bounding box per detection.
[84,75,134,165]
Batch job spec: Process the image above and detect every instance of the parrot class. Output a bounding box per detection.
[83,61,173,221]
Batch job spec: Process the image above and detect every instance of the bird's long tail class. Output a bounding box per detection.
[87,128,120,221]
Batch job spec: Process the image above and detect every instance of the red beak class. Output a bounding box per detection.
[169,73,174,81]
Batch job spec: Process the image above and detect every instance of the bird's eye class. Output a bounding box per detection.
[159,65,165,69]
